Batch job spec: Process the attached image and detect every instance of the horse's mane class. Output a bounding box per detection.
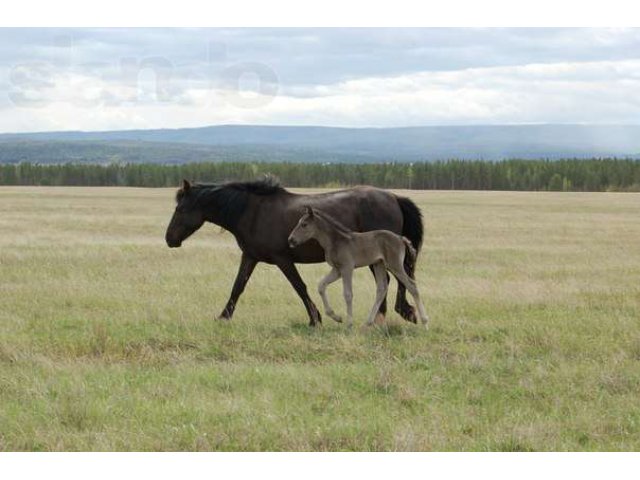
[313,208,353,239]
[177,175,285,229]
[176,175,283,202]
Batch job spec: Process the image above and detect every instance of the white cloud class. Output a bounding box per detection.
[4,58,640,132]
[2,28,640,131]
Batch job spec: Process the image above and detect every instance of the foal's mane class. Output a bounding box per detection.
[312,208,354,240]
[177,175,285,229]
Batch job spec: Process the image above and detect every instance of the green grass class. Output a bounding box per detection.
[1,187,639,451]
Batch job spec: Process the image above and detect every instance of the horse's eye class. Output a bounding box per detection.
[301,223,307,228]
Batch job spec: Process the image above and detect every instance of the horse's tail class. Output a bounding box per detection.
[402,236,417,272]
[396,195,423,252]
[396,195,423,277]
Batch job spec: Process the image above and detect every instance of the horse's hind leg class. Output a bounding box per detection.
[388,258,429,328]
[394,253,418,323]
[394,282,416,323]
[318,267,342,323]
[365,262,389,326]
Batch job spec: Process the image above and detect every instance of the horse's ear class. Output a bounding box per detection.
[305,205,314,216]
[182,179,191,193]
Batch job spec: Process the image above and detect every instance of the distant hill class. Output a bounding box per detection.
[1,124,640,163]
[0,139,370,165]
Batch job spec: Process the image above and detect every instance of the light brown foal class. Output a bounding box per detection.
[288,206,429,329]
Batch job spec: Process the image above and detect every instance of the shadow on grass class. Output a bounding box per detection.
[285,317,429,339]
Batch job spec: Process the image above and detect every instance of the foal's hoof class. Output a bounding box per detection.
[374,313,386,325]
[216,312,232,321]
[328,312,343,323]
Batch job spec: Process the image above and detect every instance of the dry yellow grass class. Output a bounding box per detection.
[1,186,639,451]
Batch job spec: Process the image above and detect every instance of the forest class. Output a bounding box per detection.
[1,159,639,191]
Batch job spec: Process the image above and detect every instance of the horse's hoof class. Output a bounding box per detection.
[328,312,342,323]
[406,308,418,324]
[216,312,232,321]
[395,305,418,323]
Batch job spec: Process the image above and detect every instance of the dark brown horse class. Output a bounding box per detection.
[165,177,424,326]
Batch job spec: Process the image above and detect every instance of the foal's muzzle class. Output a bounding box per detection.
[288,238,298,249]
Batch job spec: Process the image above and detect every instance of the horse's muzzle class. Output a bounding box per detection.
[288,238,297,249]
[166,237,182,248]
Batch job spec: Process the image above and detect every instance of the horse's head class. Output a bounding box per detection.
[165,180,207,248]
[288,206,320,248]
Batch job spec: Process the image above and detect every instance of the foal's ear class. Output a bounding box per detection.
[304,205,314,217]
[181,179,191,193]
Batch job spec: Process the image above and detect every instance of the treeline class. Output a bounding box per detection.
[1,159,639,191]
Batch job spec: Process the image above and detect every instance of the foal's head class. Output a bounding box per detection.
[288,206,322,248]
[165,180,207,248]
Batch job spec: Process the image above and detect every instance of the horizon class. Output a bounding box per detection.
[4,122,640,137]
[1,28,640,133]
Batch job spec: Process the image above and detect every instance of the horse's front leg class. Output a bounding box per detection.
[276,259,322,326]
[218,252,258,320]
[318,267,342,323]
[340,267,354,329]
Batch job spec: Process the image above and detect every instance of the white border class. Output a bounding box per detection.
[2,452,640,480]
[1,0,639,27]
[2,0,640,471]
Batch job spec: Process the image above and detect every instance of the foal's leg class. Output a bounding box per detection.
[318,267,343,323]
[340,267,354,329]
[387,256,429,328]
[365,262,389,326]
[369,265,389,324]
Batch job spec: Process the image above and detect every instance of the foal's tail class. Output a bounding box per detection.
[402,236,417,273]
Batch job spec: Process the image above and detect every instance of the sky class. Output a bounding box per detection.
[1,27,640,133]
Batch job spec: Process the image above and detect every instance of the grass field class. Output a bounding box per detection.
[1,186,639,451]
